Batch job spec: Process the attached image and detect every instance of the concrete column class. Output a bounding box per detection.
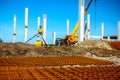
[87,14,90,40]
[66,19,69,35]
[101,22,104,40]
[108,36,110,41]
[118,21,120,41]
[43,14,47,42]
[37,17,40,40]
[78,0,85,43]
[13,15,16,43]
[24,8,28,42]
[52,32,56,45]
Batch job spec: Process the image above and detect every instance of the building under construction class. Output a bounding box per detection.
[0,0,120,79]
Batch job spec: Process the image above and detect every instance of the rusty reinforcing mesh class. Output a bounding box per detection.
[0,56,114,66]
[0,56,120,80]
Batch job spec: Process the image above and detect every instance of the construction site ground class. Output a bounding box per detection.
[0,40,120,79]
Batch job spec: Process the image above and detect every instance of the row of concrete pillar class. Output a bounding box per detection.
[78,0,120,42]
[66,14,120,42]
[12,0,120,44]
[12,8,47,44]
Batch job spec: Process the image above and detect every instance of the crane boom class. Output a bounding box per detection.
[71,0,92,36]
[71,22,78,35]
[84,0,92,14]
[55,0,93,46]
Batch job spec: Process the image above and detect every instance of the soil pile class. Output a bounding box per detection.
[0,40,120,58]
[79,40,112,50]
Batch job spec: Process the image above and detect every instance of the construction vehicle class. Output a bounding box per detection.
[55,0,93,46]
[55,22,79,46]
[25,26,47,46]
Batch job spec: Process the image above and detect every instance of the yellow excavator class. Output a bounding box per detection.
[55,0,93,46]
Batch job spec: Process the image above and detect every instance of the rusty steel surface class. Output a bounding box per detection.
[0,56,114,66]
[0,56,120,80]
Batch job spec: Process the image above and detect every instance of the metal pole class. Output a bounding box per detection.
[13,15,16,43]
[24,8,28,43]
[78,0,85,43]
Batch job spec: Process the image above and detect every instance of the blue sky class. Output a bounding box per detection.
[0,0,120,44]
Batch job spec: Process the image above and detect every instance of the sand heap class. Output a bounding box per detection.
[0,40,120,58]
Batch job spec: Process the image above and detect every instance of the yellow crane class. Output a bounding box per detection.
[56,0,93,46]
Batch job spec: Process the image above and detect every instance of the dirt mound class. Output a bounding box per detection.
[0,43,33,57]
[79,40,112,50]
[0,40,120,58]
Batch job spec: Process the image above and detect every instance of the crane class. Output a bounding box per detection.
[55,0,93,46]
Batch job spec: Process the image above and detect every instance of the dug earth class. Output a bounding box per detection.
[0,40,120,64]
